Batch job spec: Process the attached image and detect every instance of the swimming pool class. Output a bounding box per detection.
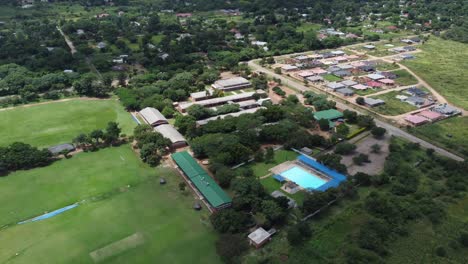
[280,166,328,189]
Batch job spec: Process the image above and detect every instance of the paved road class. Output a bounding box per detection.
[248,60,465,162]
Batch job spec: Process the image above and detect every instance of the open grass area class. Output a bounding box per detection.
[243,149,298,178]
[393,69,418,86]
[0,145,220,263]
[373,90,418,115]
[0,99,136,148]
[375,61,400,71]
[408,116,468,158]
[402,37,468,110]
[296,23,321,33]
[323,74,342,82]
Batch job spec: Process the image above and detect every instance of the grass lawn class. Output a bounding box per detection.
[296,23,321,33]
[0,99,136,148]
[323,74,342,82]
[373,90,418,115]
[408,116,468,158]
[375,61,400,71]
[402,37,468,110]
[260,176,305,204]
[244,149,298,178]
[393,69,418,86]
[0,145,220,263]
[355,88,381,96]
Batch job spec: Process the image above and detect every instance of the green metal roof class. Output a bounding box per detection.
[313,109,343,121]
[172,151,232,209]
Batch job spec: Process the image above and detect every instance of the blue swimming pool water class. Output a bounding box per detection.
[280,166,328,189]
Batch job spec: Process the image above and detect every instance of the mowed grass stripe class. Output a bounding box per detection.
[0,99,136,148]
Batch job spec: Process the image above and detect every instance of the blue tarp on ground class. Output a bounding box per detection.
[273,174,286,183]
[298,155,347,192]
[18,204,79,225]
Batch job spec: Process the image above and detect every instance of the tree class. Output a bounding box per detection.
[265,147,274,163]
[90,129,104,144]
[343,109,358,123]
[460,232,468,247]
[178,182,186,191]
[357,115,375,128]
[335,143,356,155]
[353,153,370,165]
[104,122,121,144]
[335,123,350,137]
[274,67,282,74]
[318,119,330,131]
[371,144,381,154]
[254,150,264,162]
[215,234,249,263]
[288,222,312,246]
[210,209,249,233]
[354,172,372,186]
[215,167,236,188]
[371,127,386,138]
[356,97,365,105]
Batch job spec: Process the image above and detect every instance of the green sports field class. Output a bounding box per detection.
[0,99,136,148]
[0,145,220,263]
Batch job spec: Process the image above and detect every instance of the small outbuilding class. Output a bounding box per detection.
[48,143,75,155]
[248,227,272,249]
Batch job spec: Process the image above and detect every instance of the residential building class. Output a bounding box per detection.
[431,104,461,116]
[417,110,443,122]
[336,88,354,96]
[212,77,251,91]
[405,96,425,107]
[327,82,345,91]
[364,97,385,107]
[405,115,429,126]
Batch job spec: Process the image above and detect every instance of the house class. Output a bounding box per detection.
[347,54,360,60]
[338,64,353,70]
[359,65,376,72]
[139,107,168,127]
[281,65,298,72]
[366,81,383,88]
[410,37,421,43]
[431,104,461,116]
[364,97,385,107]
[310,67,328,75]
[340,80,358,87]
[405,96,425,107]
[327,82,345,91]
[331,50,346,56]
[351,84,368,90]
[48,143,75,155]
[333,56,348,63]
[336,88,354,96]
[248,228,272,248]
[367,73,385,80]
[271,191,297,208]
[417,110,443,122]
[401,54,416,60]
[295,55,310,62]
[363,45,376,50]
[76,29,85,35]
[97,42,106,49]
[297,71,315,79]
[190,90,213,101]
[212,77,251,91]
[379,78,395,85]
[390,47,406,53]
[176,13,192,18]
[401,39,413,44]
[333,70,351,77]
[403,46,417,51]
[306,75,324,82]
[406,87,427,97]
[327,66,341,73]
[381,71,398,79]
[154,124,187,148]
[313,109,344,128]
[405,115,429,126]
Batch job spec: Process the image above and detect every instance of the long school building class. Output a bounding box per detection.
[171,151,232,211]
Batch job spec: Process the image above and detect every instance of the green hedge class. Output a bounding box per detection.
[346,127,367,140]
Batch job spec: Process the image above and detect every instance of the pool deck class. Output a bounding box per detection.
[270,161,331,189]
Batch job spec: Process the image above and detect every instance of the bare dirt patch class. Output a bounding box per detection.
[341,134,390,175]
